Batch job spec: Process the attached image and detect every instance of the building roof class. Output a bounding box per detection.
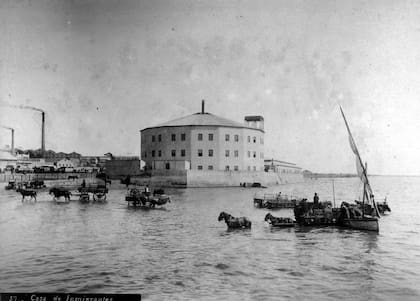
[142,112,264,132]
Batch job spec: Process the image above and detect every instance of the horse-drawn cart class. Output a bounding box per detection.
[126,188,170,208]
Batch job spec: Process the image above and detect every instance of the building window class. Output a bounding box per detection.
[166,163,170,170]
[208,165,213,170]
[198,165,203,170]
[152,135,155,142]
[247,136,250,143]
[152,150,155,157]
[225,134,230,141]
[260,137,264,144]
[198,133,203,141]
[225,150,230,157]
[171,150,176,157]
[225,166,230,171]
[208,149,213,157]
[234,165,239,171]
[158,150,162,157]
[144,152,147,158]
[158,134,162,142]
[234,150,239,157]
[260,152,264,159]
[208,133,214,141]
[247,151,251,158]
[253,151,256,158]
[253,136,256,143]
[234,134,239,142]
[253,166,256,171]
[247,166,251,171]
[171,134,176,141]
[198,149,203,157]
[181,149,186,157]
[181,133,186,141]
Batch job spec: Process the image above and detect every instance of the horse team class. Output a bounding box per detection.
[218,211,295,229]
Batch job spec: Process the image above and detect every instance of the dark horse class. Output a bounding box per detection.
[16,188,37,202]
[49,187,71,202]
[218,212,251,229]
[264,213,295,227]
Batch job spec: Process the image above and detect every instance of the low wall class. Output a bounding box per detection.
[129,170,303,188]
[186,170,279,187]
[105,160,141,179]
[131,170,187,188]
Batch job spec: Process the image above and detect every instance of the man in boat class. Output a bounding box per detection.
[313,193,319,207]
[144,185,151,196]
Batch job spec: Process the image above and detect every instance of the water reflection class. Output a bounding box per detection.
[1,177,420,300]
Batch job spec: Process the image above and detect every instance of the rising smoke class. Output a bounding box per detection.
[0,100,44,113]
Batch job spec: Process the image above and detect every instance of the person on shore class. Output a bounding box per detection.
[81,179,86,188]
[313,193,319,207]
[125,175,131,189]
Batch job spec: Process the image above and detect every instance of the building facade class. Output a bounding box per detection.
[141,104,265,172]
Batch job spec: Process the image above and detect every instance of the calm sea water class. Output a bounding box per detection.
[1,176,420,300]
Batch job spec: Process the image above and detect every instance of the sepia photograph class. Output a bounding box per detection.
[1,0,420,300]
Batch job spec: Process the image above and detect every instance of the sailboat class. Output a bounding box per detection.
[338,107,380,232]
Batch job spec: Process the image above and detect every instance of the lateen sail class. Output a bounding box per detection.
[340,106,380,217]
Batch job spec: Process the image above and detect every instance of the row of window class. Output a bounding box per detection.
[196,165,259,171]
[144,149,264,158]
[149,133,264,144]
[160,163,260,171]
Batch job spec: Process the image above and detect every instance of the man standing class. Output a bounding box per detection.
[313,193,319,206]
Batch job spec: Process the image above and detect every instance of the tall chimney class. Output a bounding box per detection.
[201,99,205,114]
[41,112,45,156]
[11,128,14,155]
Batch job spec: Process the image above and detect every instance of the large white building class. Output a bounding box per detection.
[141,102,265,172]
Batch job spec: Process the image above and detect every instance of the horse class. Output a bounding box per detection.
[16,188,37,202]
[264,213,295,227]
[49,187,71,202]
[218,212,251,229]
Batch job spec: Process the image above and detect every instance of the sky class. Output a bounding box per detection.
[1,0,420,175]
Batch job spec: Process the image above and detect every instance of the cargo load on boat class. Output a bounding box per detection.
[254,192,297,209]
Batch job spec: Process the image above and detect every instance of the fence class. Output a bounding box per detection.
[0,172,97,183]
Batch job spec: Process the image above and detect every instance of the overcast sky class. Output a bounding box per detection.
[1,0,420,175]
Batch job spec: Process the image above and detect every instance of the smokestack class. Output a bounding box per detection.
[41,112,45,156]
[11,128,14,155]
[201,99,205,114]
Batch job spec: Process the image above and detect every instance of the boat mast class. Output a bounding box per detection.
[340,106,380,217]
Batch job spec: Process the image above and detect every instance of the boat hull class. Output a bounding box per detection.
[343,217,379,232]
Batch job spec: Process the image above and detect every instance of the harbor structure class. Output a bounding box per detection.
[264,159,303,183]
[139,101,295,187]
[141,100,264,173]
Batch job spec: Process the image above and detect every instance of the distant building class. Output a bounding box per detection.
[0,150,17,172]
[105,156,141,179]
[264,159,302,174]
[56,158,76,168]
[141,101,265,172]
